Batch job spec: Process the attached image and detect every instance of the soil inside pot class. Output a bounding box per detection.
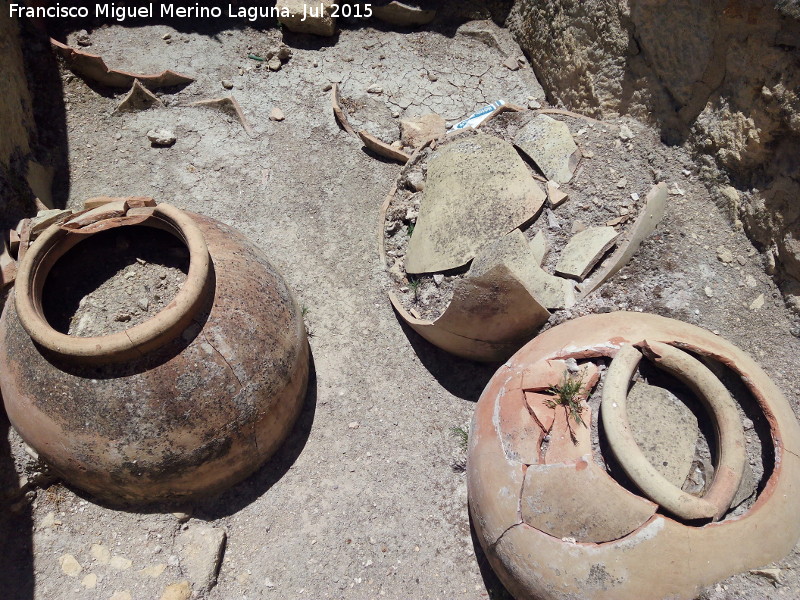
[42,226,189,337]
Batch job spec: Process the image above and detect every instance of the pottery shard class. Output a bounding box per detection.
[555,226,618,281]
[63,200,129,229]
[521,459,657,543]
[276,0,337,36]
[176,524,226,591]
[474,230,574,310]
[499,388,544,464]
[434,261,550,347]
[525,392,555,433]
[400,113,446,148]
[580,182,667,296]
[545,403,592,464]
[50,39,194,89]
[373,1,436,26]
[358,130,411,163]
[529,230,548,265]
[114,79,163,113]
[546,180,568,207]
[626,381,698,488]
[189,96,253,136]
[514,114,581,183]
[30,209,72,235]
[405,133,545,274]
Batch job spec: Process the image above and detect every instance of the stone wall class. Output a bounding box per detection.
[0,14,38,227]
[508,0,800,304]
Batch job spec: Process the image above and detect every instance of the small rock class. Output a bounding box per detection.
[367,84,383,94]
[749,294,765,310]
[91,543,111,564]
[172,510,192,523]
[277,46,293,61]
[427,73,438,82]
[270,107,285,122]
[264,577,276,588]
[114,313,132,323]
[571,220,586,234]
[162,33,171,40]
[564,358,579,373]
[139,564,167,578]
[618,124,634,140]
[616,177,627,189]
[176,524,227,591]
[348,421,360,429]
[72,29,91,45]
[59,554,82,577]
[268,57,281,71]
[160,581,192,600]
[138,298,150,312]
[503,56,519,71]
[704,286,713,298]
[433,274,444,286]
[81,573,98,589]
[322,82,333,92]
[717,247,734,263]
[110,556,133,571]
[147,129,176,147]
[221,79,233,90]
[527,99,541,110]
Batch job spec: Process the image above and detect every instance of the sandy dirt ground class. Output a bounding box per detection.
[2,15,800,600]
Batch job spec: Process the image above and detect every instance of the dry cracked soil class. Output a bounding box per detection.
[2,14,800,600]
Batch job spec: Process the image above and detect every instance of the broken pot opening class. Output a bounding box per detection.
[15,203,210,364]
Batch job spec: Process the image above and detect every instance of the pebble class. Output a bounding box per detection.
[348,422,360,429]
[527,99,541,110]
[704,286,713,298]
[138,298,150,312]
[323,82,333,92]
[59,554,82,576]
[616,177,627,189]
[221,79,233,89]
[749,294,765,310]
[502,56,519,71]
[618,124,634,140]
[270,107,285,122]
[277,46,293,61]
[177,524,227,591]
[367,84,383,94]
[268,57,282,71]
[162,33,171,40]
[91,543,111,564]
[81,573,98,589]
[433,274,444,286]
[427,73,438,82]
[717,247,734,263]
[147,129,176,147]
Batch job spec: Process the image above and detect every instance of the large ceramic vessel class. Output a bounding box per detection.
[468,312,800,599]
[0,200,309,504]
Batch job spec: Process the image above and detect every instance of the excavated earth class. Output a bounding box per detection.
[2,15,800,600]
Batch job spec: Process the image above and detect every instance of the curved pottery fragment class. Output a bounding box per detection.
[51,39,194,89]
[0,199,309,504]
[468,312,800,600]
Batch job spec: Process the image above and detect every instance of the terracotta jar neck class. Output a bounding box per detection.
[15,203,211,364]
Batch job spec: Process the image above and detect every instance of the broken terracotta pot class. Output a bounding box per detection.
[0,199,309,504]
[468,312,800,600]
[51,39,194,89]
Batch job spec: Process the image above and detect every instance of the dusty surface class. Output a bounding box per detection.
[42,227,188,337]
[2,16,800,600]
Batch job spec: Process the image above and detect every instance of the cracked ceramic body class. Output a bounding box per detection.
[468,312,800,600]
[0,202,309,504]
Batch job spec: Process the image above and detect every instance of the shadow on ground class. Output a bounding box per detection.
[0,410,34,600]
[397,315,501,402]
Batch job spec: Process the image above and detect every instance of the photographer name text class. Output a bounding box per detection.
[9,3,373,23]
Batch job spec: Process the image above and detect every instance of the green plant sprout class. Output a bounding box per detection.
[407,222,415,237]
[545,369,587,443]
[450,425,469,452]
[408,277,421,302]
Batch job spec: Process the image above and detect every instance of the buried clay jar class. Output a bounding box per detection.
[0,200,309,504]
[467,312,800,600]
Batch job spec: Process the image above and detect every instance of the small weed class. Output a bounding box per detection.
[408,277,421,302]
[407,222,415,237]
[301,305,310,318]
[545,369,587,443]
[451,426,469,452]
